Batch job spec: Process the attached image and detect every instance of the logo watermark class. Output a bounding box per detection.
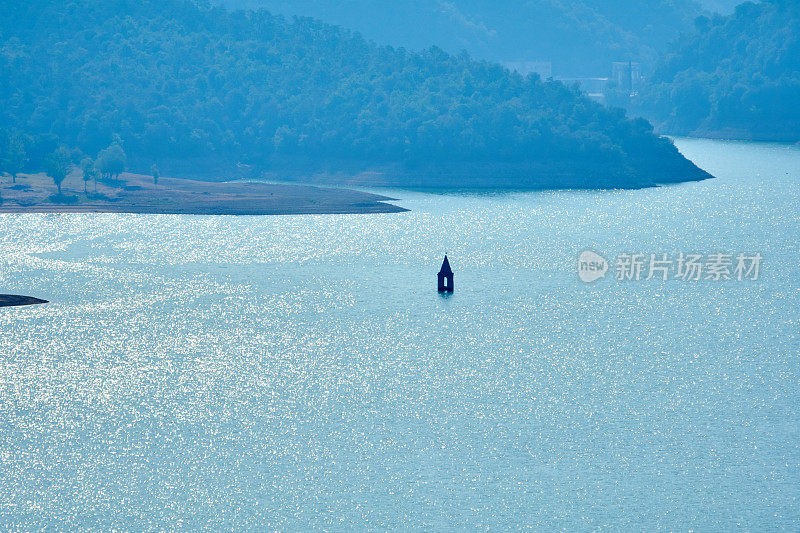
[577,250,609,283]
[578,251,762,283]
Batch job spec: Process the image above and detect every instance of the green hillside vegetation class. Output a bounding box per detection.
[219,0,704,76]
[0,0,709,190]
[629,0,799,141]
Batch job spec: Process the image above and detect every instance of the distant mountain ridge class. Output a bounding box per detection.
[216,0,704,77]
[0,0,710,189]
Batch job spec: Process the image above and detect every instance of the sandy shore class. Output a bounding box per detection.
[0,172,407,215]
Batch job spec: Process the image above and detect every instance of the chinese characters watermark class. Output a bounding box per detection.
[578,250,762,283]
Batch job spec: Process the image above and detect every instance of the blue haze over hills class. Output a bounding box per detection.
[217,0,706,77]
[622,0,800,141]
[220,0,797,143]
[699,0,748,13]
[0,0,710,189]
[2,0,793,192]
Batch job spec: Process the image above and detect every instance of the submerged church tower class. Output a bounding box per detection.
[437,255,454,293]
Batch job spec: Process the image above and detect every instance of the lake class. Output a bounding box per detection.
[0,138,798,530]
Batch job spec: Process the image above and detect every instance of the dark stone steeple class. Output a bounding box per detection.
[438,255,454,293]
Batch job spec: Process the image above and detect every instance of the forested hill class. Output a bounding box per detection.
[631,0,800,141]
[0,0,709,189]
[218,0,703,77]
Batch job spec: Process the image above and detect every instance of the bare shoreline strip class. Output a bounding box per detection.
[0,172,408,216]
[0,203,407,215]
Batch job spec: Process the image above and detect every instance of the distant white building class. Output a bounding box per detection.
[611,62,643,94]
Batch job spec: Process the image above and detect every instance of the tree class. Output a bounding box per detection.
[3,135,28,183]
[151,164,159,186]
[95,143,126,181]
[80,157,94,194]
[46,147,71,196]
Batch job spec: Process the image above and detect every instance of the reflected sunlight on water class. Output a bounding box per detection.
[0,139,798,529]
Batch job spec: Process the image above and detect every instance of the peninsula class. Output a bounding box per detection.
[0,295,48,308]
[0,0,712,192]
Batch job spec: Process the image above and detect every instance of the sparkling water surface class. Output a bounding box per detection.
[1,138,798,530]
